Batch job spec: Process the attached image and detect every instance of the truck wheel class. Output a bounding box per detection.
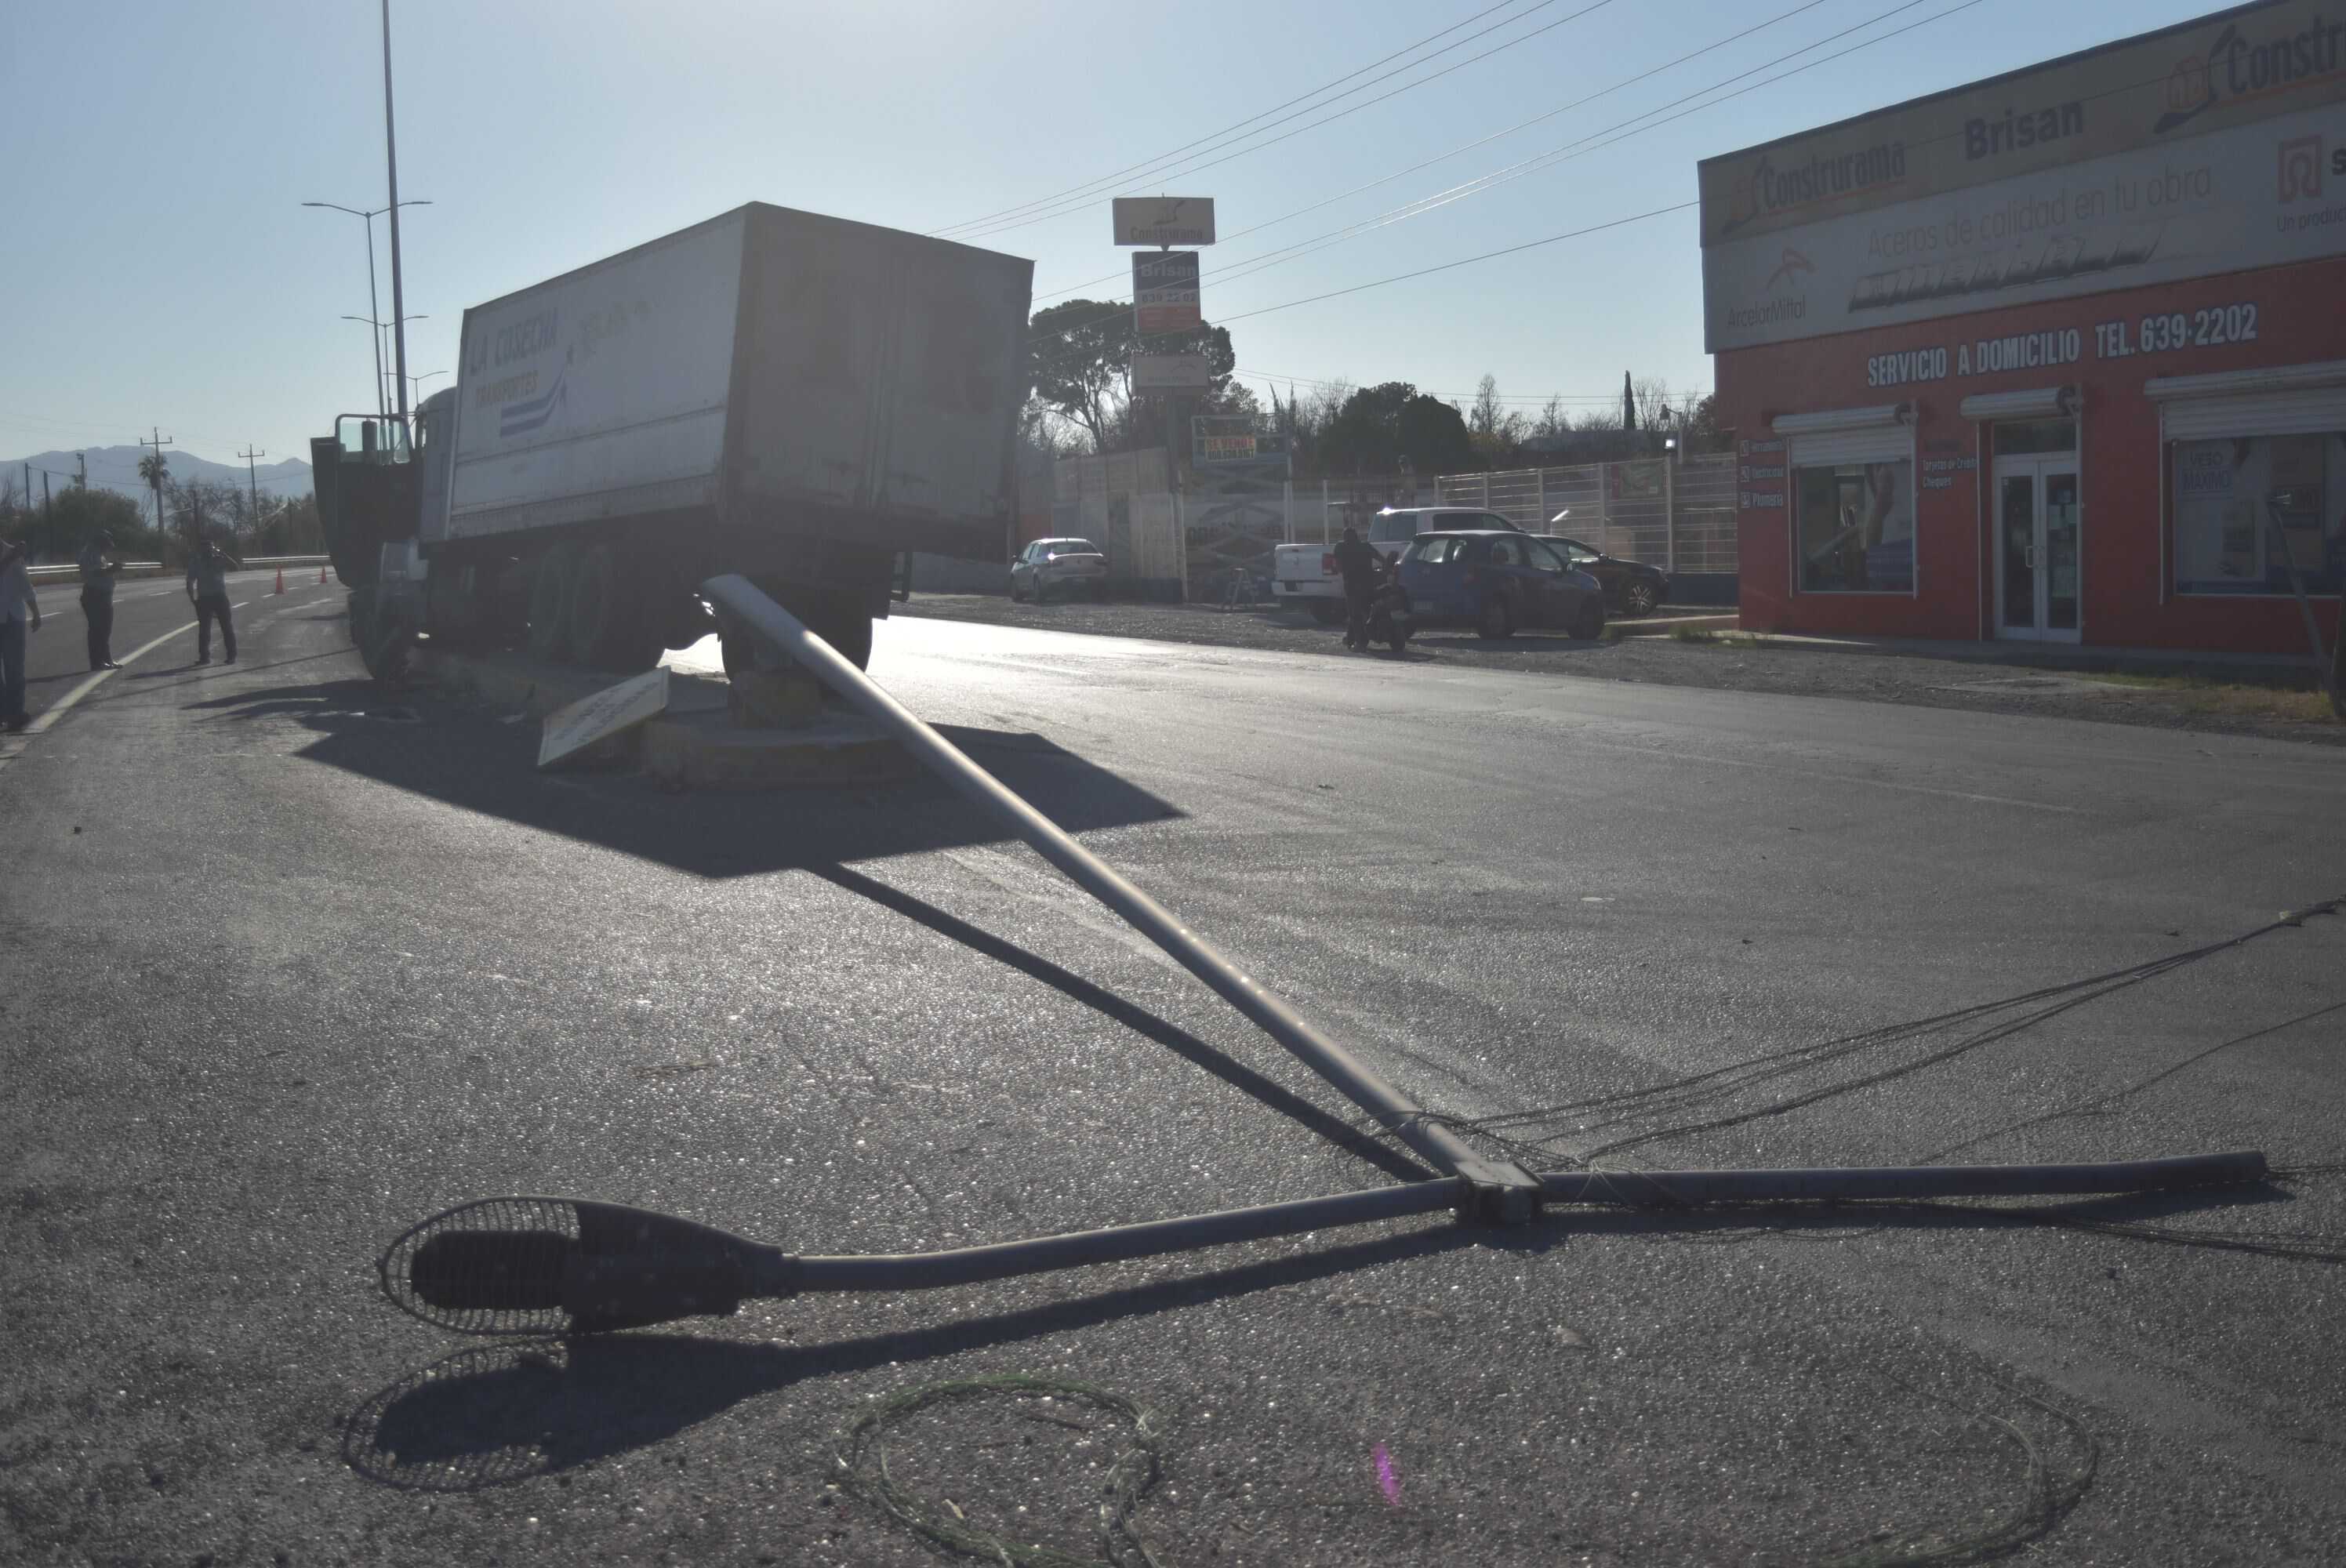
[1571,602,1605,641]
[1309,599,1344,625]
[527,544,581,662]
[1623,579,1658,616]
[810,607,873,671]
[567,544,657,670]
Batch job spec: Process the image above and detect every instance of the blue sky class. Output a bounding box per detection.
[0,0,2220,470]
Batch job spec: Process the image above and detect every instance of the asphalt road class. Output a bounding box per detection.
[7,568,337,729]
[2,604,2342,1566]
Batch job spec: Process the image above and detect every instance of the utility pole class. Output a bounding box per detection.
[75,452,86,489]
[238,445,266,539]
[382,0,412,429]
[42,470,53,520]
[139,427,175,540]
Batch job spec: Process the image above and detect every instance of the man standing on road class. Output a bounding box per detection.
[187,535,242,665]
[1332,524,1387,652]
[78,530,123,671]
[1,536,41,732]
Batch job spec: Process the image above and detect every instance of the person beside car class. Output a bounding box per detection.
[1332,524,1387,651]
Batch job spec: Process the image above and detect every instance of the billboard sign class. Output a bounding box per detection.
[1191,413,1258,462]
[1133,353,1211,391]
[1114,196,1217,246]
[1133,250,1202,335]
[1698,1,2346,249]
[1703,101,2346,351]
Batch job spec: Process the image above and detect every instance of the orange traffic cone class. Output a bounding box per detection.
[274,568,286,594]
[319,564,329,585]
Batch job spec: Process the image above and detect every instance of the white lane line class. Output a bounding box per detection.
[2,586,339,762]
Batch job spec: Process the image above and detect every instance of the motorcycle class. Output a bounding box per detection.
[1361,577,1411,655]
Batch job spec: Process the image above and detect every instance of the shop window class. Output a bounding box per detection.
[1796,461,1914,592]
[2172,432,2344,596]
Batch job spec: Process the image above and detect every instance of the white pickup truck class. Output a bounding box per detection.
[1271,505,1523,621]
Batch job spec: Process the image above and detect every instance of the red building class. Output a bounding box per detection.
[1701,1,2346,652]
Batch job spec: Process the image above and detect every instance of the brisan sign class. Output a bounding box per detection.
[1702,96,2346,351]
[1133,251,1202,336]
[1698,0,2346,251]
[1113,196,1217,247]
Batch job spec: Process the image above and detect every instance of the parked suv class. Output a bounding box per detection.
[1011,538,1107,602]
[1396,530,1605,641]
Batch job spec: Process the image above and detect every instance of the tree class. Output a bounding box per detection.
[136,451,169,535]
[1468,373,1526,465]
[1026,299,1237,454]
[1531,394,1571,443]
[1683,392,1731,453]
[1318,382,1475,477]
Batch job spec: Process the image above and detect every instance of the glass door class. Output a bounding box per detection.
[1993,454,2081,641]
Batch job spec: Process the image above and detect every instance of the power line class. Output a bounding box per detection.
[948,0,1623,243]
[1034,0,1836,300]
[1019,0,1991,377]
[933,0,1556,236]
[1040,0,1963,321]
[1217,200,1698,325]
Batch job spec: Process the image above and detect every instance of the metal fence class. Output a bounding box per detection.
[1430,453,1736,577]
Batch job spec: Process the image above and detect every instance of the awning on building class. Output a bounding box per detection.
[1771,402,1912,466]
[2148,359,2346,442]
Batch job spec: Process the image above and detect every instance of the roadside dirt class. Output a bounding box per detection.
[895,593,2346,749]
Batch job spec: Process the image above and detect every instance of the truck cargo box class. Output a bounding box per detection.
[434,203,1032,563]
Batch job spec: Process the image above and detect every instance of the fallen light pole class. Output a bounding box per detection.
[372,581,2273,1337]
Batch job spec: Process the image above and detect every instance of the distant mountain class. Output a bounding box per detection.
[2,445,313,505]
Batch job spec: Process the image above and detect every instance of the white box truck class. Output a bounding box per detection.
[315,203,1032,672]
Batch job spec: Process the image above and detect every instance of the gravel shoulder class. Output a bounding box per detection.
[895,593,2346,748]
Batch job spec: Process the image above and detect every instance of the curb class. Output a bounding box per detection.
[413,647,913,789]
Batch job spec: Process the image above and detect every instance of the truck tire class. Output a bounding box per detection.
[527,544,581,662]
[566,544,659,671]
[1309,598,1344,625]
[800,599,872,671]
[1571,601,1605,641]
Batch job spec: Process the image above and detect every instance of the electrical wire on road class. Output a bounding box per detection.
[1441,897,2344,1164]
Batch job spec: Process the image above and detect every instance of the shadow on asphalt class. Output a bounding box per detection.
[1409,632,1609,657]
[818,863,1434,1187]
[184,677,1186,878]
[340,1181,2285,1494]
[343,1222,1491,1492]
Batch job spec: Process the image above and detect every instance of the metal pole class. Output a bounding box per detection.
[381,0,411,428]
[784,1149,2268,1294]
[700,575,1542,1215]
[363,217,385,420]
[1665,448,1677,576]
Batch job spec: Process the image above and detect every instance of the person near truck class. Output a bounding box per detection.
[1,538,41,732]
[187,535,242,665]
[1332,524,1388,651]
[78,530,124,671]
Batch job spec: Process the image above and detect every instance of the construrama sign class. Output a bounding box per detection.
[1700,0,2346,351]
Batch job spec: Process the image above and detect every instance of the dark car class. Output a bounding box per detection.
[1395,531,1605,641]
[1534,535,1669,616]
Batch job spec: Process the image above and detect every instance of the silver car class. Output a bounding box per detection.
[1011,537,1108,602]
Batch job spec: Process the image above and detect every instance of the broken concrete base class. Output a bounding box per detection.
[413,645,911,790]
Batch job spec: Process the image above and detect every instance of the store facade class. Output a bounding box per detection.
[1700,1,2346,652]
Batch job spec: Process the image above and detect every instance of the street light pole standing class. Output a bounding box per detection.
[383,0,412,428]
[304,199,430,420]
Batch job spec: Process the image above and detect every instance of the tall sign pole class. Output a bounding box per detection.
[381,0,411,430]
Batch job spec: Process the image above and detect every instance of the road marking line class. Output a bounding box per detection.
[2,585,339,762]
